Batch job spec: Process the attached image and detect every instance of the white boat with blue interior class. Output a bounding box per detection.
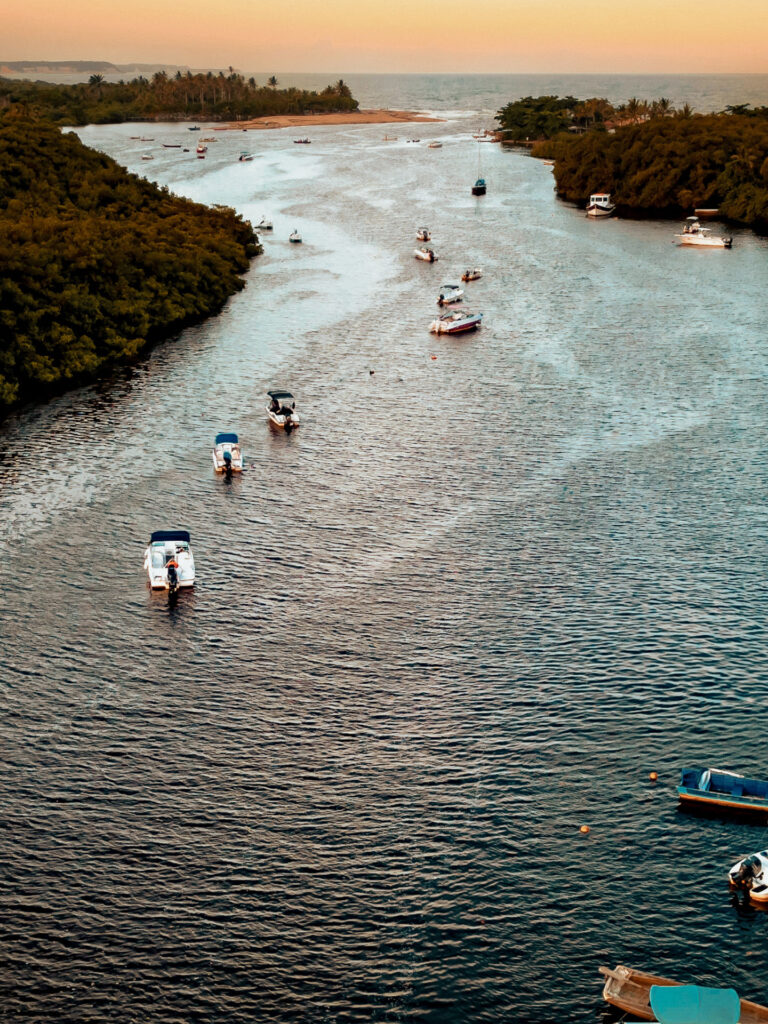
[212,432,243,473]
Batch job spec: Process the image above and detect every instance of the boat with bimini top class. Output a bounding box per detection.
[678,767,768,815]
[212,433,243,474]
[729,850,768,902]
[267,391,300,432]
[675,217,732,247]
[437,284,464,306]
[415,247,438,262]
[144,530,196,590]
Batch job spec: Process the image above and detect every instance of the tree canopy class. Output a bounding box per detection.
[0,113,260,412]
[0,73,359,126]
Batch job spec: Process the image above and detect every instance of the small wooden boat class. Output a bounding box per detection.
[678,767,768,814]
[471,177,486,196]
[139,137,154,142]
[695,208,720,217]
[461,268,483,282]
[140,154,154,161]
[163,143,182,148]
[599,965,768,1023]
[428,141,442,149]
[188,125,201,131]
[293,138,311,144]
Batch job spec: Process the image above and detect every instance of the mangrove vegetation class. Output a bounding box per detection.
[0,113,260,412]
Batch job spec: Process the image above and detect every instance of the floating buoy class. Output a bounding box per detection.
[369,369,375,375]
[430,354,437,360]
[580,825,590,834]
[649,771,658,782]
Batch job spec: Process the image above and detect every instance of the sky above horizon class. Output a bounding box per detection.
[4,0,768,74]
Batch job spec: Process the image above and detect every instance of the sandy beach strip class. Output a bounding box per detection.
[215,109,442,131]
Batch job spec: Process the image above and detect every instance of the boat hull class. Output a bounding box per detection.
[675,235,732,248]
[677,788,768,814]
[600,965,768,1024]
[586,205,615,217]
[471,185,486,196]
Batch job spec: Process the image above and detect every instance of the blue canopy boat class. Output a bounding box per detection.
[600,965,768,1023]
[678,767,768,815]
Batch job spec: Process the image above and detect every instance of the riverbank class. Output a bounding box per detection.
[219,108,442,130]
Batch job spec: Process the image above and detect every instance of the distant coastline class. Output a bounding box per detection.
[221,109,441,130]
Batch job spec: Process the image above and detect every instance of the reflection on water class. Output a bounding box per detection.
[1,113,768,1023]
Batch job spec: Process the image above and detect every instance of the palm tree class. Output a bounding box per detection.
[268,76,278,89]
[88,73,104,100]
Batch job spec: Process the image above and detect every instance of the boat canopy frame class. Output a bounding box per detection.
[214,433,239,445]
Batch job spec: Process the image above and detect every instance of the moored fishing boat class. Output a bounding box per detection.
[289,229,302,243]
[144,530,196,590]
[678,767,768,814]
[257,216,273,230]
[429,310,482,334]
[437,283,464,306]
[293,137,311,144]
[212,432,243,474]
[428,141,442,148]
[471,177,486,196]
[586,192,615,217]
[414,247,438,262]
[599,965,768,1023]
[729,850,768,901]
[267,391,300,432]
[675,217,732,247]
[162,143,182,148]
[461,268,483,282]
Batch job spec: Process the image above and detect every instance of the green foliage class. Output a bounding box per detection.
[495,95,578,141]
[0,73,359,126]
[0,113,260,412]
[534,111,768,228]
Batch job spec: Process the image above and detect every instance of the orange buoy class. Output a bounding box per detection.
[430,354,437,360]
[649,771,658,781]
[580,825,590,834]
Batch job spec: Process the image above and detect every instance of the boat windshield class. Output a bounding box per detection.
[151,548,166,569]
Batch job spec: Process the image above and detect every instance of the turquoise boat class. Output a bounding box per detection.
[678,767,768,815]
[651,985,740,1024]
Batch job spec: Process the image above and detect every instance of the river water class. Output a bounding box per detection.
[2,101,768,1023]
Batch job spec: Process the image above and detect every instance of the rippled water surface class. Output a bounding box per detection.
[2,110,768,1023]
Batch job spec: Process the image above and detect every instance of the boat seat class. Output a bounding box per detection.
[731,783,744,797]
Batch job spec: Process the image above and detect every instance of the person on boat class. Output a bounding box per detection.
[270,397,280,413]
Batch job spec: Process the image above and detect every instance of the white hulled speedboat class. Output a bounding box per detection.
[437,284,464,306]
[416,227,431,241]
[415,247,438,262]
[212,432,243,473]
[429,310,483,334]
[675,217,732,248]
[257,216,273,230]
[586,193,615,217]
[729,851,768,901]
[289,230,302,243]
[144,530,196,589]
[267,391,300,432]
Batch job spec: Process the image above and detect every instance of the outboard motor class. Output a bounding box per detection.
[734,856,759,888]
[223,450,233,478]
[167,563,179,597]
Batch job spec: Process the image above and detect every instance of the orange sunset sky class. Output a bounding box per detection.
[4,0,768,73]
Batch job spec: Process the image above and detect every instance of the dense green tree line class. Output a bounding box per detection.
[531,111,768,229]
[496,94,690,141]
[0,113,260,411]
[0,72,358,125]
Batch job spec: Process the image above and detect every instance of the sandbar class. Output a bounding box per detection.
[216,109,442,131]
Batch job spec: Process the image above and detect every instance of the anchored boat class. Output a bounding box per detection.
[238,151,253,161]
[471,177,486,196]
[212,432,243,474]
[461,268,483,282]
[675,217,732,247]
[437,284,464,306]
[599,965,768,1023]
[729,850,768,902]
[414,247,438,262]
[586,192,615,217]
[289,229,302,243]
[429,310,482,334]
[416,227,431,241]
[678,767,768,815]
[144,530,196,590]
[257,216,273,230]
[267,391,300,432]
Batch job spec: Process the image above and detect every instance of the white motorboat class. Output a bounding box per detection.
[212,432,243,473]
[729,851,768,901]
[437,284,464,306]
[140,154,154,161]
[414,247,438,262]
[586,193,615,217]
[289,230,302,243]
[429,310,483,334]
[428,142,442,149]
[144,530,196,589]
[461,268,483,282]
[267,390,300,431]
[238,151,253,161]
[416,227,431,241]
[257,216,273,231]
[675,217,732,248]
